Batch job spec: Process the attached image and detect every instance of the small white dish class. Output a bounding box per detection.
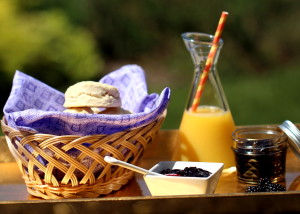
[144,161,224,196]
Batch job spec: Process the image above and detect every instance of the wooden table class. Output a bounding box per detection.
[0,130,300,213]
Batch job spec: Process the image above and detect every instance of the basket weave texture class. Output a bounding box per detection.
[1,113,165,199]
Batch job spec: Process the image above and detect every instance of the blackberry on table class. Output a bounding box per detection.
[258,177,271,187]
[245,186,259,193]
[264,183,286,192]
[245,178,286,193]
[256,185,266,192]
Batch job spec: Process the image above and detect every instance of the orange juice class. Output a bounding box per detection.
[178,106,235,168]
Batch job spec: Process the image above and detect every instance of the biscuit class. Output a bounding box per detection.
[90,107,102,114]
[63,107,94,114]
[98,107,132,115]
[64,81,122,108]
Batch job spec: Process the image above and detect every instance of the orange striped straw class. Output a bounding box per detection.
[191,11,229,112]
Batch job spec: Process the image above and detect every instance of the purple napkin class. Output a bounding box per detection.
[3,64,170,136]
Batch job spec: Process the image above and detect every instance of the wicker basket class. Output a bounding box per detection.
[1,112,165,199]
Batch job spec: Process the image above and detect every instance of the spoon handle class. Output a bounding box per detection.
[104,156,161,176]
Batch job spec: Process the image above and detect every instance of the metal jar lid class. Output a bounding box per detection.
[278,120,300,159]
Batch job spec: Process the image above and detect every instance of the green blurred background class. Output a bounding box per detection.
[1,0,300,135]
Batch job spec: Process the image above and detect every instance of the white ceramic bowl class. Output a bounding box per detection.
[144,161,224,196]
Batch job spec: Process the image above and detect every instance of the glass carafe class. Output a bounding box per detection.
[177,32,235,168]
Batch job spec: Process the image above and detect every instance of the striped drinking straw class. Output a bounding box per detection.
[191,11,229,112]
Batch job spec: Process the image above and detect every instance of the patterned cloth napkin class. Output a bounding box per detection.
[3,65,171,136]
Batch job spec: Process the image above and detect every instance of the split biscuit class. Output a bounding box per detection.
[98,107,132,115]
[63,107,94,114]
[64,81,122,108]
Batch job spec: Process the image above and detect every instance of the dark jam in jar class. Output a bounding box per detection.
[232,127,288,184]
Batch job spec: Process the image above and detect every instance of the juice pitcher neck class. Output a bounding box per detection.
[182,32,230,112]
[182,32,223,66]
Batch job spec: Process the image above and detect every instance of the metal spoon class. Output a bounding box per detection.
[104,156,163,176]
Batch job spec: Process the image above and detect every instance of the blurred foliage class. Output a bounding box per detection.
[22,0,300,68]
[1,0,300,132]
[0,0,102,108]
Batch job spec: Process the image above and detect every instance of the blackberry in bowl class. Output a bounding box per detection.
[144,161,224,196]
[160,166,212,177]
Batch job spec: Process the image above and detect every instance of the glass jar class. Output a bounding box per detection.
[232,127,288,184]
